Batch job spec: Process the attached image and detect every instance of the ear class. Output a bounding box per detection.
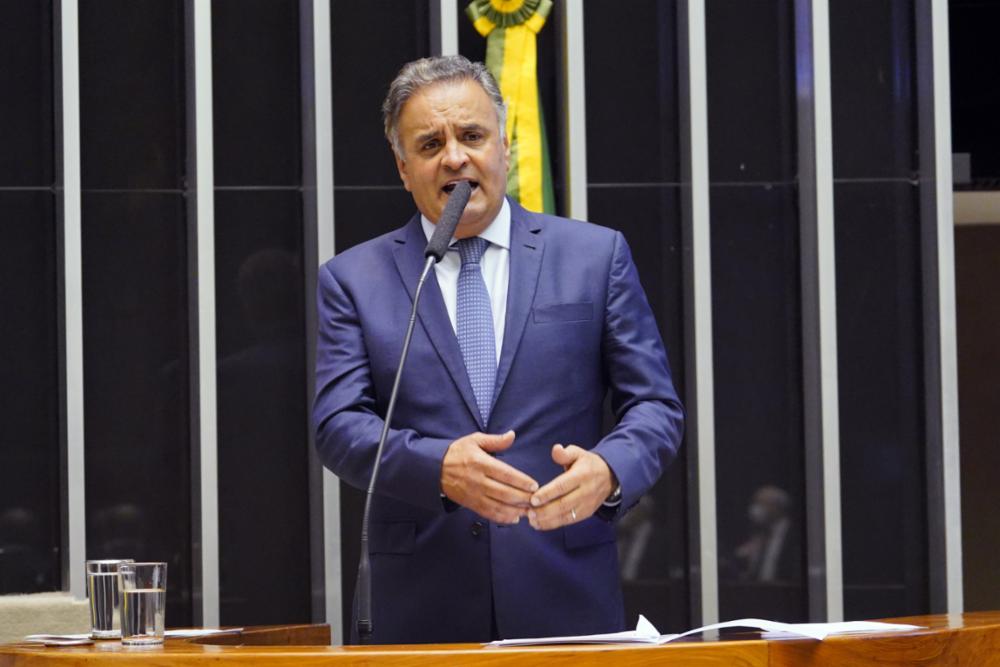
[395,152,412,192]
[502,133,511,173]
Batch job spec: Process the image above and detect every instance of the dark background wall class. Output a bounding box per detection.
[0,1,61,595]
[212,0,311,626]
[830,0,928,619]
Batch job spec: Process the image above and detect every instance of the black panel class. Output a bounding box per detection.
[330,0,432,187]
[588,184,688,632]
[830,0,917,180]
[950,0,1000,181]
[830,0,928,620]
[456,0,564,215]
[584,1,680,185]
[79,0,186,189]
[834,181,927,619]
[212,0,302,186]
[215,190,310,624]
[82,192,192,627]
[0,191,61,593]
[705,0,797,183]
[711,183,806,622]
[0,0,60,596]
[707,0,804,622]
[0,2,54,186]
[334,187,420,254]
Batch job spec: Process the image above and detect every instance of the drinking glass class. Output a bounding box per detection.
[86,559,133,638]
[118,562,167,646]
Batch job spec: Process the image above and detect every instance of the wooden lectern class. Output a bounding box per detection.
[2,612,1000,665]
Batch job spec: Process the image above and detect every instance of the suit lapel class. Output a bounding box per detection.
[494,201,544,408]
[391,216,484,429]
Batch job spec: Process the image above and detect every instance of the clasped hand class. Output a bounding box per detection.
[440,431,615,530]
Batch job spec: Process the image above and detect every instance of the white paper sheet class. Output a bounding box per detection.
[488,615,925,647]
[488,615,672,647]
[22,633,93,646]
[22,627,243,644]
[163,627,243,638]
[759,620,927,640]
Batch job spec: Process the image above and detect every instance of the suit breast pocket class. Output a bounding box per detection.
[532,302,593,324]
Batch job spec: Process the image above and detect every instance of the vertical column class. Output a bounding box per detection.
[304,0,343,640]
[57,0,87,599]
[915,0,962,615]
[431,0,459,56]
[679,0,717,627]
[794,0,843,622]
[561,0,587,221]
[301,0,321,627]
[187,0,219,628]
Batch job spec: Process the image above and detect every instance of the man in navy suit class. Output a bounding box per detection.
[313,55,684,644]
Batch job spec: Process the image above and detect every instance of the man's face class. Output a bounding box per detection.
[394,79,510,238]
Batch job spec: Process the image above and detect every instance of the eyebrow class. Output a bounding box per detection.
[414,130,440,145]
[413,123,490,146]
[458,123,489,135]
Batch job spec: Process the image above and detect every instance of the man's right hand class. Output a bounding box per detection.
[441,430,538,524]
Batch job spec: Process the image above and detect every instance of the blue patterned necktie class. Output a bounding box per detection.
[455,237,496,425]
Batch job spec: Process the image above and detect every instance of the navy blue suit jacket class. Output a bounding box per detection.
[313,199,683,644]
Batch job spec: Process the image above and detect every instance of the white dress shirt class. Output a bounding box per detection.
[420,198,510,364]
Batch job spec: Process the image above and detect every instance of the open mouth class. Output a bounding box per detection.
[442,180,479,194]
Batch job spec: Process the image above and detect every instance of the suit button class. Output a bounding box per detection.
[471,521,484,538]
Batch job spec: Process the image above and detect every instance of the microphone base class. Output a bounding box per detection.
[357,621,373,645]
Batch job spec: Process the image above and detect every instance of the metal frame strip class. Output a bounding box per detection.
[930,0,963,617]
[308,0,343,641]
[811,0,844,623]
[433,0,459,56]
[57,0,87,599]
[916,0,963,615]
[795,0,843,622]
[561,0,587,221]
[190,0,220,628]
[679,0,718,626]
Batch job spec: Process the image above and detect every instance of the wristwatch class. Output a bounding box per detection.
[603,483,623,507]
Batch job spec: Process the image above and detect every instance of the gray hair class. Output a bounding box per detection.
[382,55,507,157]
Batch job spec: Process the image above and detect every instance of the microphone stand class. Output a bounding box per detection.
[354,179,468,644]
[356,254,436,644]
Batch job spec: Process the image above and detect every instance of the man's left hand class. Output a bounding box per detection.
[527,444,615,530]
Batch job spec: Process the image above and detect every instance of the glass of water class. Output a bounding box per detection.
[86,559,133,638]
[118,562,167,646]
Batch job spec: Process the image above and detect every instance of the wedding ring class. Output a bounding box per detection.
[570,508,577,521]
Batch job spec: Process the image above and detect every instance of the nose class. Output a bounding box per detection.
[442,139,468,171]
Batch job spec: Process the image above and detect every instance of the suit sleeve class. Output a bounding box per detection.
[591,231,685,515]
[312,262,453,513]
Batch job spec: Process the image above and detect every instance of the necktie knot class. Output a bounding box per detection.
[456,237,490,265]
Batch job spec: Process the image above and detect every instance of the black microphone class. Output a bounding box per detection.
[424,180,472,262]
[355,180,473,644]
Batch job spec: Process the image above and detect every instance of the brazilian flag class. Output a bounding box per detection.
[466,0,555,214]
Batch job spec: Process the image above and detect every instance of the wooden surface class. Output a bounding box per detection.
[2,612,1000,666]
